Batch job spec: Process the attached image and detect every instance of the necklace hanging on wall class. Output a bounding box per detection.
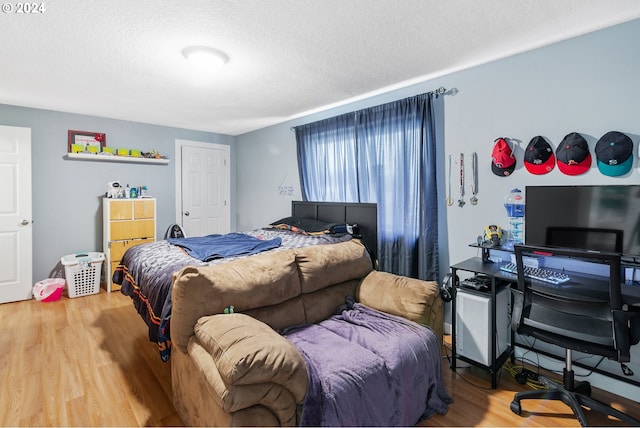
[470,152,478,205]
[446,155,453,206]
[458,153,465,207]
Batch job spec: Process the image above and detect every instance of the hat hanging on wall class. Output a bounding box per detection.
[491,137,516,177]
[524,136,555,175]
[595,131,634,177]
[556,132,591,176]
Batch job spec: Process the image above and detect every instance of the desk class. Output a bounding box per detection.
[450,256,640,389]
[497,263,640,308]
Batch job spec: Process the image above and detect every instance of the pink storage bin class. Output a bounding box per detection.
[33,278,66,302]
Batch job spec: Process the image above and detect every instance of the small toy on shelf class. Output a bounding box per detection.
[483,224,502,247]
[142,149,167,159]
[106,181,124,198]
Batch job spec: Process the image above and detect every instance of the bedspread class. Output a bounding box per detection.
[284,300,451,426]
[113,229,352,361]
[166,232,282,261]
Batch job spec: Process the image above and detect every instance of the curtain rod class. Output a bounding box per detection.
[290,86,447,131]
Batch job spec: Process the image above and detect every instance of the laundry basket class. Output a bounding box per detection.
[61,252,105,298]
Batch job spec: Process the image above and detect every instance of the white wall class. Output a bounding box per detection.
[237,18,640,398]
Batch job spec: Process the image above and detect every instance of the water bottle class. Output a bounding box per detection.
[504,188,525,245]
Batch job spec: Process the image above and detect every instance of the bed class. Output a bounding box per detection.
[113,201,377,361]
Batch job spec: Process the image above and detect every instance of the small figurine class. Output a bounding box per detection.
[106,181,123,198]
[484,225,502,247]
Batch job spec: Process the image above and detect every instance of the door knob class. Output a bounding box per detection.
[184,211,190,216]
[21,219,30,225]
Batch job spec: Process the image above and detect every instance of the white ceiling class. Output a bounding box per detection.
[2,1,640,136]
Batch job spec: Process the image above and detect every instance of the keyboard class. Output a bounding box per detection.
[499,262,571,285]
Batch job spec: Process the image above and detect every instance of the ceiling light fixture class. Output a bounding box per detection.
[182,46,229,70]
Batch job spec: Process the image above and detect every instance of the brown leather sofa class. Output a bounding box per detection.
[170,239,443,426]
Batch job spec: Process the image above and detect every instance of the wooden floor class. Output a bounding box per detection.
[1,289,639,426]
[428,344,640,427]
[0,289,182,426]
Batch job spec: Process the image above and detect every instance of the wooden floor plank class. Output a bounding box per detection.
[427,342,640,427]
[1,290,638,426]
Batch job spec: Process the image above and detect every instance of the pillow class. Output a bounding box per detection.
[268,216,349,235]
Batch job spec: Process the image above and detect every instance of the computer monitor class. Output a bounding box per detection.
[545,227,623,253]
[525,185,640,261]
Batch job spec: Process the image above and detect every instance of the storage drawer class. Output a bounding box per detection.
[110,238,154,261]
[134,200,155,219]
[109,201,133,220]
[110,219,155,240]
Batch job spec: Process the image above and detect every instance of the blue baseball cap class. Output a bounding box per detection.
[595,131,633,177]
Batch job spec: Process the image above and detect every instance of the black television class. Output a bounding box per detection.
[525,185,640,261]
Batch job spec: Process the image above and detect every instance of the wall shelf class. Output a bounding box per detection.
[63,152,169,165]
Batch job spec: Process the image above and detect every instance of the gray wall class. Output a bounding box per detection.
[0,105,236,282]
[238,19,640,263]
[237,19,640,397]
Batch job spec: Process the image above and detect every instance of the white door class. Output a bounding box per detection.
[0,126,32,304]
[175,140,230,237]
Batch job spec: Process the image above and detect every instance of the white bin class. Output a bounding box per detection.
[61,252,105,298]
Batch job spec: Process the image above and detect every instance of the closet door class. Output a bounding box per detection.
[176,140,230,237]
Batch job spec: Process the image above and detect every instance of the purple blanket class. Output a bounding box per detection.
[283,301,451,426]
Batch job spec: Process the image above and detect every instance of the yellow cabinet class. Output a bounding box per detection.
[103,198,156,292]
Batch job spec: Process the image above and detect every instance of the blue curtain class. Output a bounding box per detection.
[295,93,440,280]
[296,115,358,202]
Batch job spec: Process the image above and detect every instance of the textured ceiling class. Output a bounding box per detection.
[2,0,640,136]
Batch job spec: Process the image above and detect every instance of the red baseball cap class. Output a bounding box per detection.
[556,132,591,176]
[524,136,555,175]
[491,138,516,177]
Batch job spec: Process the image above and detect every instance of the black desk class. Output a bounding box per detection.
[496,262,640,308]
[449,256,640,389]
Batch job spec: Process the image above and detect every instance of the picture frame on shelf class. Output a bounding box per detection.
[68,130,106,153]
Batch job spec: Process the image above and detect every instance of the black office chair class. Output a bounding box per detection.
[509,244,640,427]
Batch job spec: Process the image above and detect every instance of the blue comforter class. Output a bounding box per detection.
[283,300,451,426]
[167,232,281,261]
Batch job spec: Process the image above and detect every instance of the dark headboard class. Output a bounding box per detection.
[291,201,378,260]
